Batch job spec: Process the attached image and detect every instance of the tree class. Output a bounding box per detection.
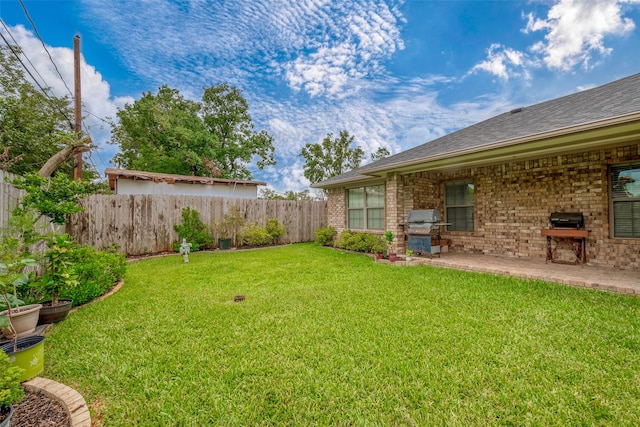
[111,83,276,180]
[371,146,390,161]
[0,46,85,177]
[259,188,314,201]
[300,130,365,185]
[201,83,275,179]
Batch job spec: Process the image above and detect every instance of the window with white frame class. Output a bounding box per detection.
[445,181,474,232]
[347,184,384,230]
[610,163,640,238]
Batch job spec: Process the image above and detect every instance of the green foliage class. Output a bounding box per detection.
[0,46,78,176]
[64,245,127,306]
[38,234,79,305]
[300,130,365,185]
[265,218,287,244]
[239,223,271,246]
[0,350,24,411]
[43,244,640,425]
[259,188,314,201]
[314,226,336,246]
[9,173,91,224]
[334,230,381,253]
[111,83,276,179]
[173,207,213,252]
[370,146,391,161]
[212,206,245,246]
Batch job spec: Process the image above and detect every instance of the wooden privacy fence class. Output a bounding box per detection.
[66,194,327,255]
[0,170,21,230]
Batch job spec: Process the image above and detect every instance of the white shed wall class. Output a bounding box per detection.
[115,180,258,199]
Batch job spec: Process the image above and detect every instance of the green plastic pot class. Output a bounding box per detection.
[1,336,45,382]
[218,238,232,250]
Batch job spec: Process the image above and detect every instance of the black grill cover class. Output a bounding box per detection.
[550,212,584,229]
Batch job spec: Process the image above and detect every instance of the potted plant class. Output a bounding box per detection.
[0,237,41,342]
[0,349,24,427]
[35,233,78,325]
[213,206,245,250]
[0,254,46,382]
[405,249,414,262]
[371,236,386,260]
[384,231,397,262]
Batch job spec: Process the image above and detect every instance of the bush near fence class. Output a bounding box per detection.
[2,172,327,256]
[66,194,327,255]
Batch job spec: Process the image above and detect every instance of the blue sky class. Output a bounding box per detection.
[1,0,640,194]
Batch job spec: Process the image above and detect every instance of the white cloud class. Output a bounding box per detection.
[524,0,638,70]
[1,25,129,172]
[470,43,530,80]
[281,2,405,97]
[471,0,639,78]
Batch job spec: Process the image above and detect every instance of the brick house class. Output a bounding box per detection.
[313,73,640,271]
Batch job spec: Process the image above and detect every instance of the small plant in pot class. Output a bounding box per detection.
[384,231,397,262]
[213,206,245,249]
[405,249,414,262]
[0,225,41,348]
[0,349,24,427]
[371,236,386,260]
[35,233,78,325]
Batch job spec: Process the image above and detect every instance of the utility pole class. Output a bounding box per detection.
[73,34,82,180]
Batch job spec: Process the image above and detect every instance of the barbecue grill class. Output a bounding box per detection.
[406,209,443,258]
[549,212,584,229]
[542,212,588,265]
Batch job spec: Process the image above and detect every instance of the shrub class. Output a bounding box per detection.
[315,226,337,246]
[65,245,127,306]
[334,230,381,253]
[266,218,287,244]
[239,223,271,246]
[0,349,24,412]
[173,207,213,251]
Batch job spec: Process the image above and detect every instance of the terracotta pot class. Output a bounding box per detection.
[0,304,42,339]
[388,253,397,262]
[37,300,73,325]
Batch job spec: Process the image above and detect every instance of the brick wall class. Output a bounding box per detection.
[414,143,640,270]
[327,188,346,233]
[325,142,640,271]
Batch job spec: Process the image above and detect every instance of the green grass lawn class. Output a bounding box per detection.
[44,243,640,426]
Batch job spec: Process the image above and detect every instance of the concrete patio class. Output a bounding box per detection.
[390,252,640,296]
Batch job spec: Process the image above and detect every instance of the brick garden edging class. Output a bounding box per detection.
[23,377,91,426]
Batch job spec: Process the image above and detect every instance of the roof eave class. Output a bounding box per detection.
[362,112,640,175]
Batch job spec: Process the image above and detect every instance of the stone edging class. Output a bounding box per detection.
[23,377,91,426]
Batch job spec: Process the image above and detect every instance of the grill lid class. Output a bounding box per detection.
[407,209,442,224]
[550,212,584,228]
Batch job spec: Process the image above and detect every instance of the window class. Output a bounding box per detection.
[445,181,474,232]
[347,185,384,230]
[610,163,640,238]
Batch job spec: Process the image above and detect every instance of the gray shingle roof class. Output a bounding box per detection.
[315,73,640,187]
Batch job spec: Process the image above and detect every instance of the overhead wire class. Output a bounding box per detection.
[3,8,113,171]
[0,19,50,92]
[0,28,75,129]
[18,0,74,99]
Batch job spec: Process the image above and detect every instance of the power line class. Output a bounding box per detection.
[18,0,74,99]
[0,19,50,92]
[0,29,75,129]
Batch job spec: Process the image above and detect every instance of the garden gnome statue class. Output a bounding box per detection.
[179,238,192,263]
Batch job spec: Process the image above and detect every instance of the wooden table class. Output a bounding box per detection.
[541,228,589,265]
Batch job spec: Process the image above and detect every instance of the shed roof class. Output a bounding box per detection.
[105,168,266,191]
[314,72,640,188]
